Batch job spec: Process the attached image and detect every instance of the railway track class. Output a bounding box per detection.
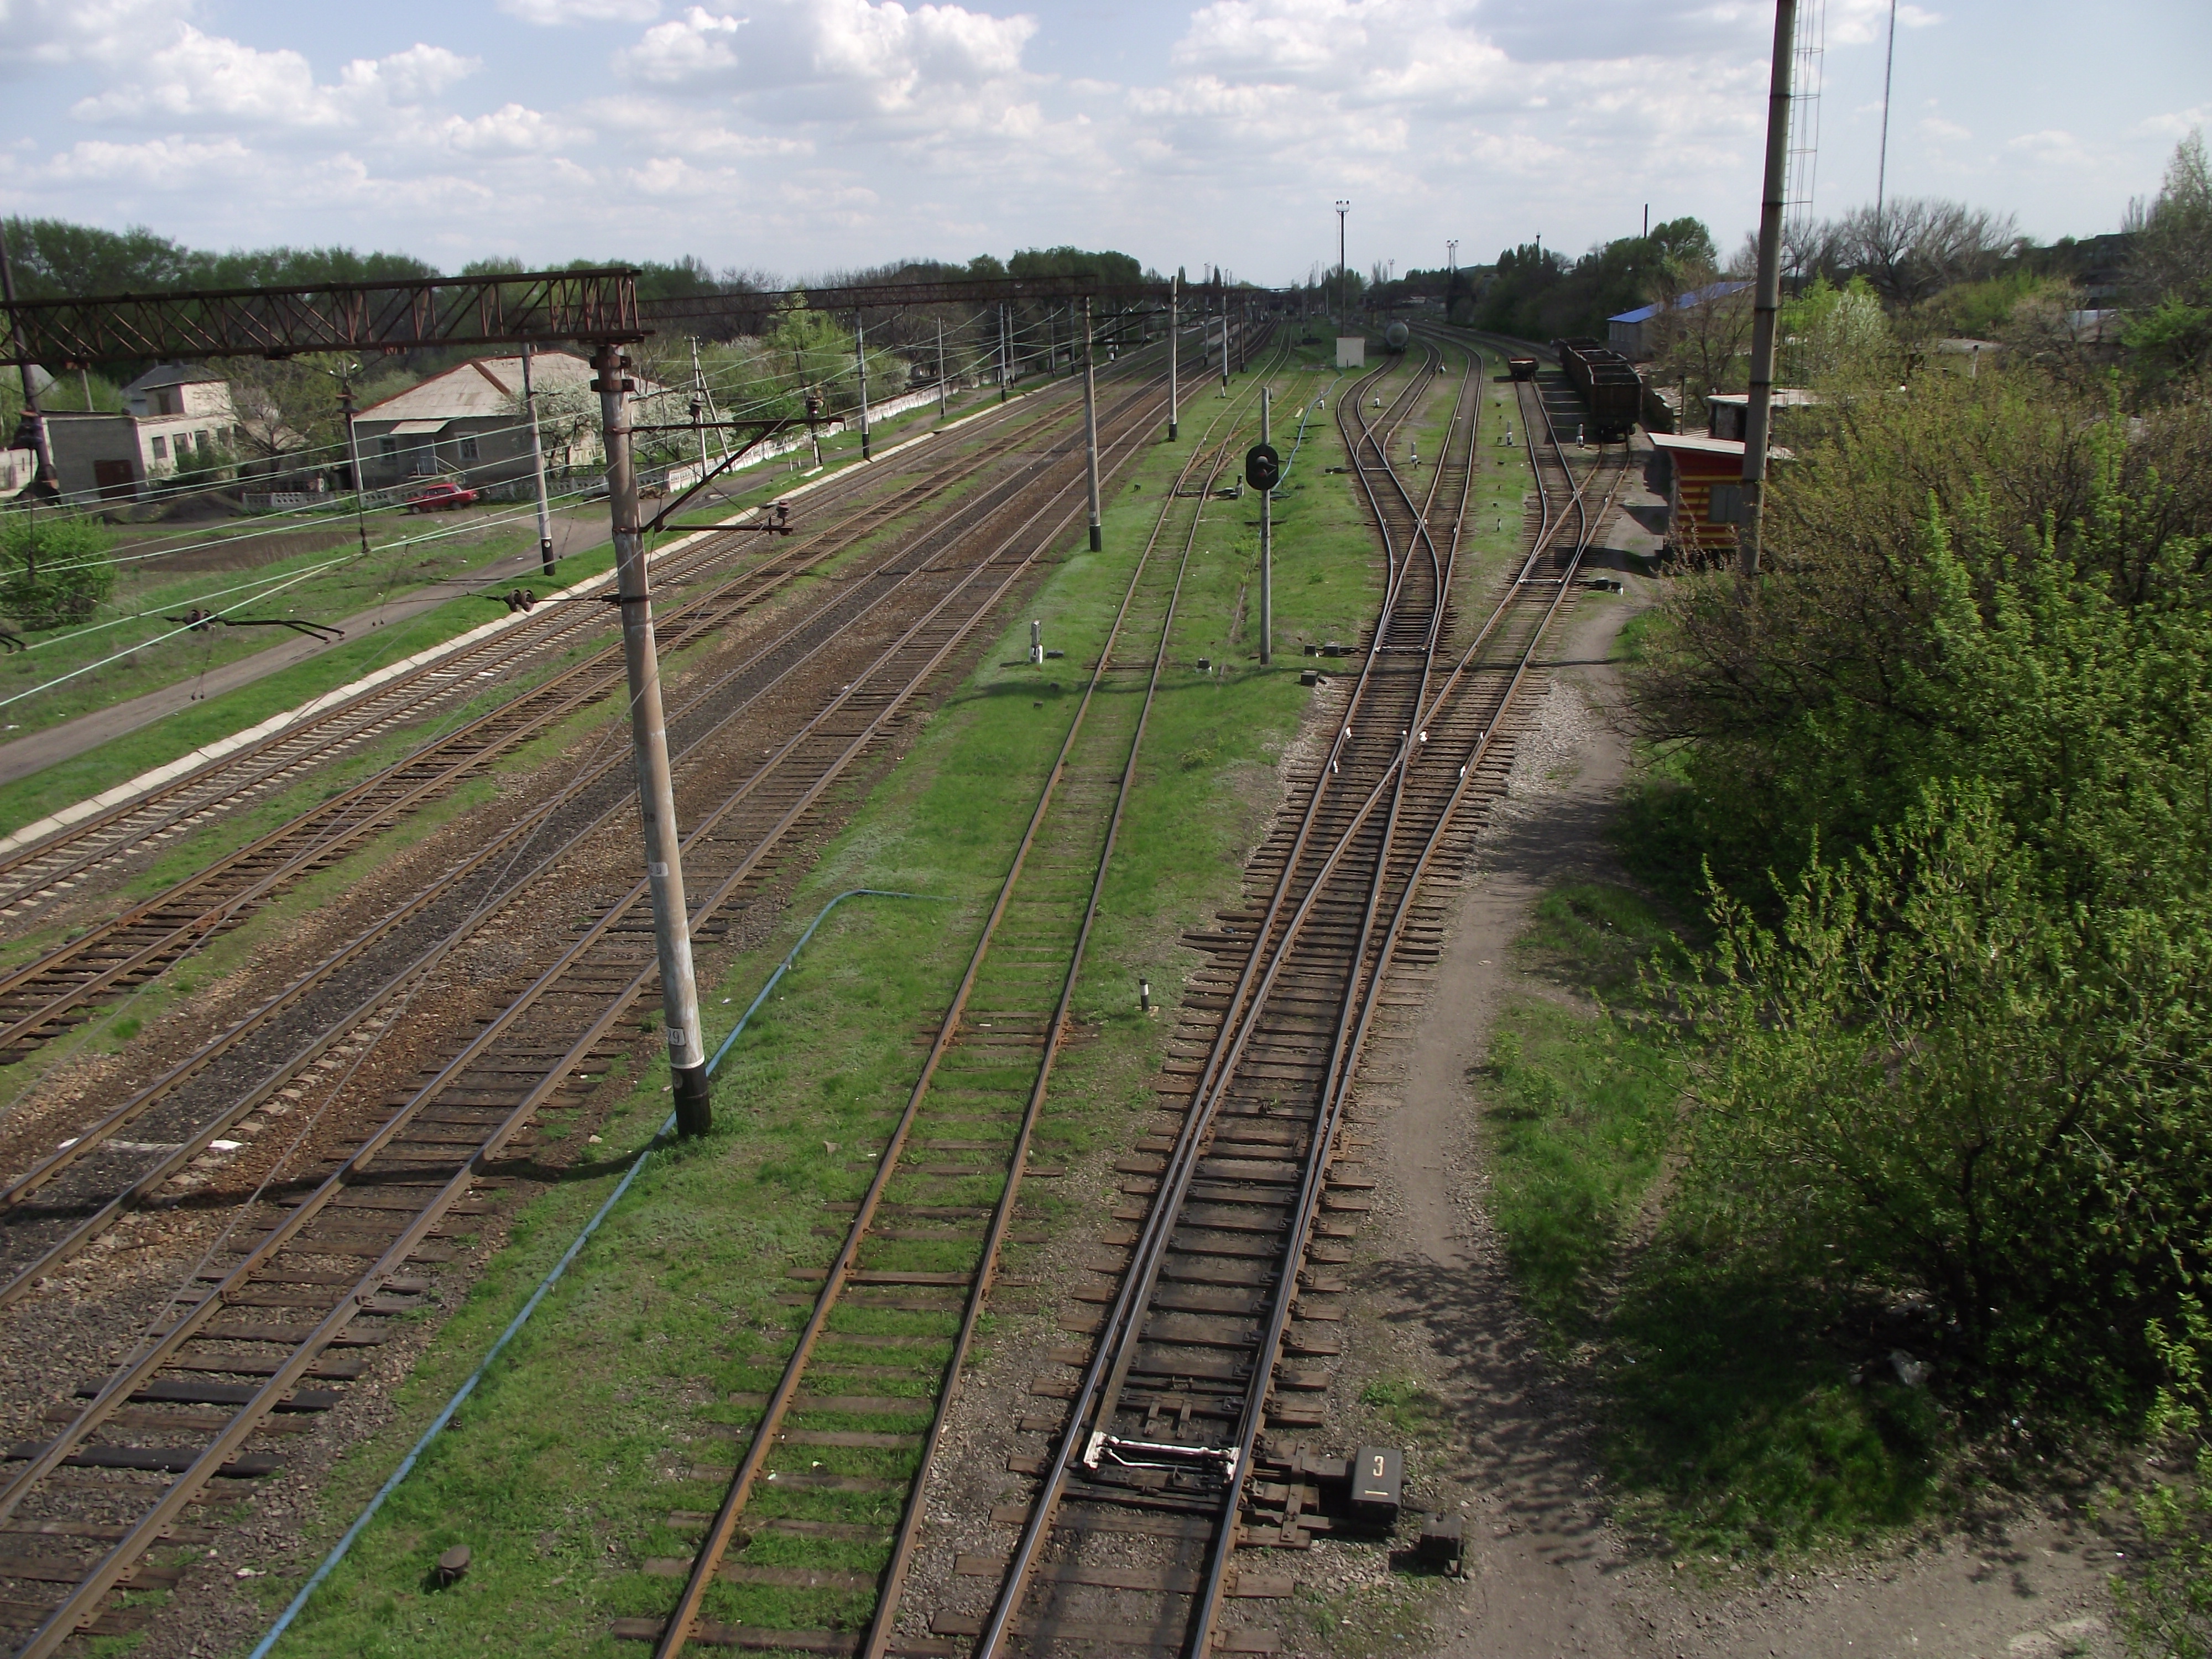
[888,336,1634,1659]
[615,339,1301,1659]
[0,359,1177,1078]
[0,357,1141,967]
[0,341,1218,1657]
[0,359,1181,1311]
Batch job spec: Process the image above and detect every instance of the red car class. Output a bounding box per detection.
[404,481,478,513]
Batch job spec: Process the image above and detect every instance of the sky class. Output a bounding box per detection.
[1,0,2205,286]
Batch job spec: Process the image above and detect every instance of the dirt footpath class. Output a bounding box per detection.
[1352,540,2126,1658]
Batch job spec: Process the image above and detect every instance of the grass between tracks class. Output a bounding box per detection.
[245,339,1391,1656]
[1474,883,1948,1564]
[0,384,998,833]
[0,405,1027,1113]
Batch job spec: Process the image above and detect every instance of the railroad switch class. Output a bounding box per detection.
[1248,1438,1408,1536]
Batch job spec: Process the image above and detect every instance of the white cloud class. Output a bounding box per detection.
[498,0,660,22]
[343,44,481,105]
[0,0,184,74]
[621,6,745,82]
[3,0,2190,286]
[425,104,579,155]
[71,29,338,126]
[71,32,481,128]
[1826,0,1940,46]
[2128,106,2211,143]
[38,134,262,184]
[617,0,1038,116]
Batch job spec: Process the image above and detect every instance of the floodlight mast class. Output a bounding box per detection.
[1335,201,1352,335]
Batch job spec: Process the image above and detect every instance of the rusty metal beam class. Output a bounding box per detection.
[0,268,642,367]
[640,276,1173,330]
[2,266,1288,369]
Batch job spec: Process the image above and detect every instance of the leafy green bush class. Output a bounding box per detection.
[0,511,116,629]
[2119,1306,2212,1657]
[1628,361,2212,1418]
[1670,783,2212,1409]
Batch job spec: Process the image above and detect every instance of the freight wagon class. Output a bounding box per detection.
[1551,337,1642,441]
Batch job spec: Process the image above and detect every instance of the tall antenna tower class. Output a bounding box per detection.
[1782,0,1827,280]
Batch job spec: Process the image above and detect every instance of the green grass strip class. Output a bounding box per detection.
[246,888,947,1658]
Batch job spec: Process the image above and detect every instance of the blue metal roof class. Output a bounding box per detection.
[1609,279,1750,325]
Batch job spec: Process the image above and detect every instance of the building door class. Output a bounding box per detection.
[93,459,138,499]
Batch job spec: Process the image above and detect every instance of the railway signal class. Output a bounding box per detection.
[1244,441,1281,493]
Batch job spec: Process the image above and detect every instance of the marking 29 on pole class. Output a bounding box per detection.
[1244,442,1281,493]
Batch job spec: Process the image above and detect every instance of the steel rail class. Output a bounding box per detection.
[0,359,1178,1238]
[1182,341,1631,1656]
[0,359,1174,1055]
[649,344,1282,1658]
[852,404,1234,1659]
[978,333,1621,1659]
[0,330,1175,930]
[1,336,1193,1659]
[1078,337,1466,1455]
[0,384,1160,1306]
[966,341,1469,1659]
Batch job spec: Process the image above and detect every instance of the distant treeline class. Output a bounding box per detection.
[0,220,1154,305]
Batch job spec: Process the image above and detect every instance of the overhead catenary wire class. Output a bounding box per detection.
[0,491,614,710]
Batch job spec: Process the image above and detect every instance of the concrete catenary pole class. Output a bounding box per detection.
[936,317,948,418]
[1259,386,1272,666]
[1220,279,1231,389]
[521,342,556,577]
[0,224,58,503]
[998,304,1009,403]
[1737,0,1798,580]
[1167,273,1179,441]
[338,378,371,559]
[591,343,711,1134]
[853,315,872,461]
[1082,296,1103,552]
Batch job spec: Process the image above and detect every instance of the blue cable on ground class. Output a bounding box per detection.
[248,886,948,1657]
[1279,372,1342,483]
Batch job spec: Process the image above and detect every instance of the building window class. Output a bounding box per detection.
[151,435,169,461]
[175,430,194,455]
[458,436,480,463]
[378,437,400,457]
[1708,483,1745,525]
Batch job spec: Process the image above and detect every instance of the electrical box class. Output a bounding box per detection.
[1349,1445,1403,1525]
[1417,1513,1465,1574]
